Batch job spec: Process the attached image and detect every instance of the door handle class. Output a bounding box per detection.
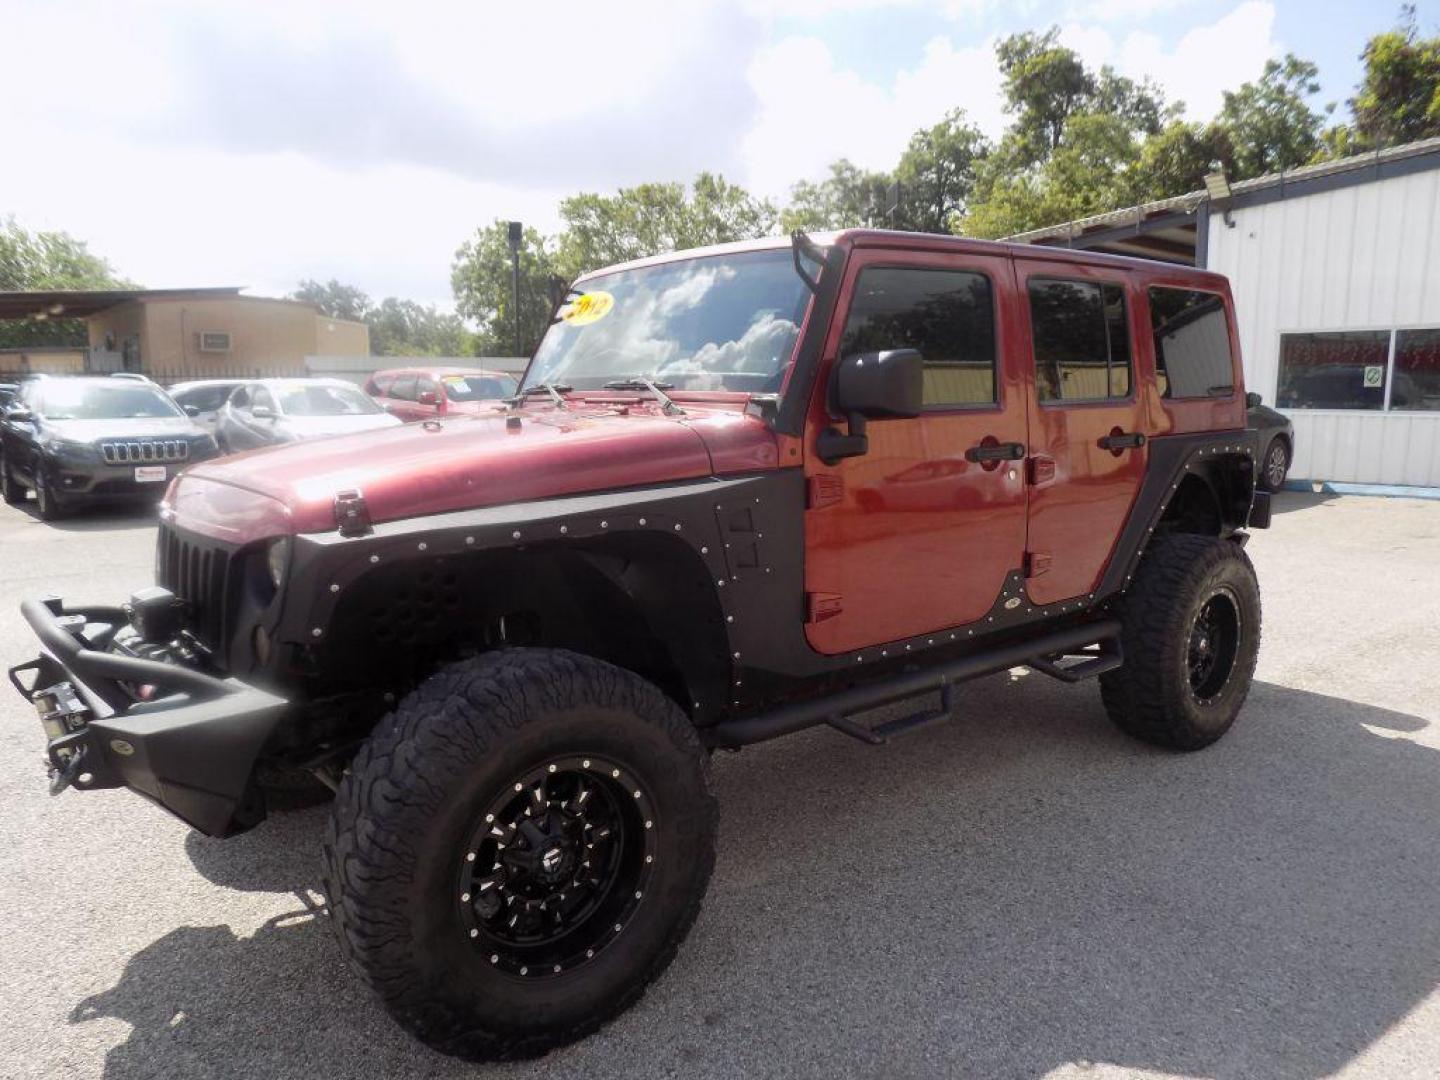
[1097,431,1146,451]
[965,441,1026,463]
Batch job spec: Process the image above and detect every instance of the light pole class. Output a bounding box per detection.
[507,221,523,356]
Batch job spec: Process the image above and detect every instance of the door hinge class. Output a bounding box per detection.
[333,488,373,537]
[807,473,844,510]
[1024,552,1052,578]
[805,592,844,623]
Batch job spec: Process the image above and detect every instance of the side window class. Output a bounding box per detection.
[253,387,277,413]
[368,373,394,396]
[1029,278,1131,403]
[229,386,251,411]
[416,376,439,401]
[839,266,997,407]
[390,374,417,402]
[1148,287,1235,398]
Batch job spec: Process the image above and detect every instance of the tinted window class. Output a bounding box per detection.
[1393,328,1440,412]
[228,386,251,410]
[1029,279,1131,402]
[368,373,395,395]
[1149,288,1234,398]
[416,376,438,400]
[276,384,382,416]
[1277,331,1389,410]
[173,385,233,412]
[839,267,997,406]
[390,374,417,401]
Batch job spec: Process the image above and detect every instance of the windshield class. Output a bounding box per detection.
[36,383,183,421]
[441,373,517,401]
[276,384,382,417]
[523,248,813,393]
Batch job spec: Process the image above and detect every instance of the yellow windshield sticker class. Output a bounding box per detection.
[441,375,467,386]
[562,291,614,326]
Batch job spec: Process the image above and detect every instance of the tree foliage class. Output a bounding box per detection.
[1350,6,1440,147]
[892,109,990,232]
[290,278,371,323]
[451,221,558,357]
[1215,55,1326,178]
[779,159,892,232]
[292,277,475,356]
[0,218,133,348]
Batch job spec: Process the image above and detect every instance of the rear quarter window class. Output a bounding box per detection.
[1148,287,1235,399]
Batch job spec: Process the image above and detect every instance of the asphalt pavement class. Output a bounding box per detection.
[1,489,1438,1080]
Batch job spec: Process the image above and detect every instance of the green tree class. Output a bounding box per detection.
[555,172,775,277]
[290,278,371,323]
[1350,6,1440,147]
[892,109,990,233]
[780,159,892,232]
[451,220,557,357]
[0,218,133,347]
[1125,120,1230,203]
[996,29,1096,164]
[368,297,475,357]
[1216,55,1326,178]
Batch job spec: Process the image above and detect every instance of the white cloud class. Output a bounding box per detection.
[741,34,1004,198]
[1060,1,1279,121]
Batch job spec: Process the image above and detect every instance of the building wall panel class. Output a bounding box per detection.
[1209,168,1440,486]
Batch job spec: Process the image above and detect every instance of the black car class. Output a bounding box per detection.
[0,377,219,519]
[1246,391,1295,493]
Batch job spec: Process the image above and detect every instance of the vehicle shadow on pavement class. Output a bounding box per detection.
[8,503,159,533]
[1269,490,1338,515]
[72,675,1440,1080]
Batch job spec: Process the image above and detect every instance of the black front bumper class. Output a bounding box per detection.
[9,597,288,836]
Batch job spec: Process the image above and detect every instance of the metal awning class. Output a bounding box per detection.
[0,287,244,322]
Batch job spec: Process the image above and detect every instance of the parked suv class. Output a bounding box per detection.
[11,231,1270,1060]
[365,365,518,421]
[1,376,218,518]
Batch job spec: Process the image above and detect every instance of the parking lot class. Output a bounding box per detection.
[0,490,1437,1079]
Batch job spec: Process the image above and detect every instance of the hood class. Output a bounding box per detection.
[277,413,402,438]
[45,416,205,442]
[174,401,773,536]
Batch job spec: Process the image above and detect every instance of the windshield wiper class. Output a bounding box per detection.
[510,382,573,410]
[602,377,684,416]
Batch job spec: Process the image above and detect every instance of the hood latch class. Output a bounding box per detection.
[333,489,373,538]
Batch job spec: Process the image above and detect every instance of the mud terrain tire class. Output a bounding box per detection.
[322,648,717,1061]
[1100,534,1261,751]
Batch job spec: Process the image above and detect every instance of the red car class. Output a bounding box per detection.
[364,366,517,422]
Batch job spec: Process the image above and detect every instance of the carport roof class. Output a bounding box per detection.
[0,287,245,321]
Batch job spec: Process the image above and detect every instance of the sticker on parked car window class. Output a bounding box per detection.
[562,291,614,326]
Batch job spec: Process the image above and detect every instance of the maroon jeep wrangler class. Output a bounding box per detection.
[12,230,1269,1060]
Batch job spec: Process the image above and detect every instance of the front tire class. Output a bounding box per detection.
[1100,534,1261,751]
[0,453,24,506]
[34,466,65,521]
[323,648,717,1061]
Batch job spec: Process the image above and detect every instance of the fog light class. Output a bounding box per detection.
[253,625,271,666]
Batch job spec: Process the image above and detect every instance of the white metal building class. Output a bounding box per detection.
[1009,138,1440,489]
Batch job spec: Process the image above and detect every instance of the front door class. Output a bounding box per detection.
[803,248,1029,655]
[1015,260,1148,605]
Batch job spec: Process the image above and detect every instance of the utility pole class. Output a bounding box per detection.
[507,221,523,357]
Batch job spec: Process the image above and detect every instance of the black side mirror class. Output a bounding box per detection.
[1245,391,1262,408]
[817,349,923,465]
[183,405,201,417]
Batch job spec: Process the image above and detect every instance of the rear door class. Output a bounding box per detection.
[1016,260,1147,605]
[803,247,1029,654]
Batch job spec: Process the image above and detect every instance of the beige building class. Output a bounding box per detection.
[0,287,369,379]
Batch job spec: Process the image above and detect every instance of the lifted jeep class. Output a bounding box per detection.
[11,229,1269,1060]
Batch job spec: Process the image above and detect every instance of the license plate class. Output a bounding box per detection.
[134,466,167,483]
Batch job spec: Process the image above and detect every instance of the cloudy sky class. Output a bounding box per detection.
[2,0,1428,308]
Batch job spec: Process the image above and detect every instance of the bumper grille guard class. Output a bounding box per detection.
[100,440,191,465]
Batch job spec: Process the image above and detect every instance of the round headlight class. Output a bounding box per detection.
[266,537,292,590]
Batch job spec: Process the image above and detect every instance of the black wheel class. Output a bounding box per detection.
[34,466,66,521]
[1259,436,1289,493]
[0,453,24,506]
[323,648,717,1061]
[1099,533,1261,751]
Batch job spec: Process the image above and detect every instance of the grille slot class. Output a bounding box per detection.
[157,522,229,649]
[101,440,190,465]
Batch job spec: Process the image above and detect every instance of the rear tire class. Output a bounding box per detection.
[0,453,24,506]
[322,648,717,1061]
[1259,436,1289,493]
[1100,533,1261,751]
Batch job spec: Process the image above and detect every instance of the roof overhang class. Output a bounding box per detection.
[0,287,245,322]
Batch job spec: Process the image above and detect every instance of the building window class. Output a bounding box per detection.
[1148,287,1234,398]
[1276,328,1440,411]
[198,331,232,353]
[839,266,997,407]
[1393,329,1440,412]
[1028,278,1131,403]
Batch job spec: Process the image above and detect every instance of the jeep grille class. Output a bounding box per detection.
[101,439,190,465]
[156,522,228,649]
